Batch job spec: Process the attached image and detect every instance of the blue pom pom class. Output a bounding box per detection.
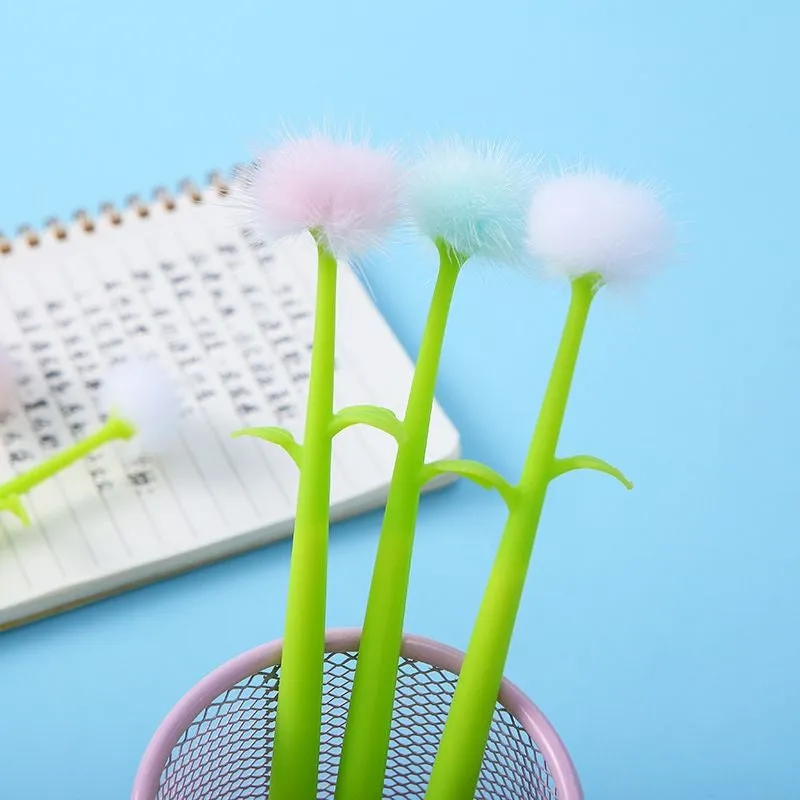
[405,138,536,264]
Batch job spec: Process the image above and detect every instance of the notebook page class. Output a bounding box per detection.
[108,204,291,532]
[191,194,393,501]
[0,249,160,578]
[0,184,460,627]
[0,226,247,618]
[163,195,372,506]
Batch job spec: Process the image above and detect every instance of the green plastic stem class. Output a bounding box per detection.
[0,415,135,498]
[334,242,463,800]
[268,243,338,800]
[424,274,598,800]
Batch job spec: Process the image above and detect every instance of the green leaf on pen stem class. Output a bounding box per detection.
[232,426,303,467]
[329,405,405,443]
[0,494,31,526]
[420,458,517,507]
[550,454,633,490]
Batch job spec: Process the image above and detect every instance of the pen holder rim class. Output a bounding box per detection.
[131,626,583,799]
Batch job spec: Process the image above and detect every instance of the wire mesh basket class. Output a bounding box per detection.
[131,628,582,799]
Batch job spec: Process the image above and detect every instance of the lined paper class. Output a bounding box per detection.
[0,185,460,629]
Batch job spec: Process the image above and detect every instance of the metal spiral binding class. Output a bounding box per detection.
[100,201,123,226]
[153,186,177,211]
[208,169,231,196]
[126,194,149,218]
[17,225,40,248]
[179,178,203,203]
[73,208,95,233]
[45,217,68,241]
[0,167,237,257]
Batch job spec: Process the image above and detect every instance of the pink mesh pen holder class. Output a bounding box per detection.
[132,628,583,799]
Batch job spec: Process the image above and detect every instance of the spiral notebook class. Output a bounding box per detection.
[0,172,460,630]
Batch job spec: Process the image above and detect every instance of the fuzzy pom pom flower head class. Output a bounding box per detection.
[527,170,673,287]
[404,138,537,265]
[101,360,183,457]
[240,133,404,259]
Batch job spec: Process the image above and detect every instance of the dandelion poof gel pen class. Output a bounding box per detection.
[335,138,536,800]
[0,359,182,524]
[425,170,673,800]
[234,132,403,800]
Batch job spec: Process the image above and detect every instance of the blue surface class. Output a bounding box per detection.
[1,1,798,797]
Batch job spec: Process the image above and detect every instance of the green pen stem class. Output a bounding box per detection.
[0,415,135,499]
[424,273,599,800]
[269,242,338,800]
[334,241,463,800]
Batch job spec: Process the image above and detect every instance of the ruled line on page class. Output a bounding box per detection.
[76,221,224,554]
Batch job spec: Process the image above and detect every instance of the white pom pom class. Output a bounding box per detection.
[101,360,183,455]
[527,171,673,283]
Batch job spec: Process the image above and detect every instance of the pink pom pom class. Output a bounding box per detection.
[243,134,403,258]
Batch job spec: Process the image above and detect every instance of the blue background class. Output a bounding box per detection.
[1,1,798,797]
